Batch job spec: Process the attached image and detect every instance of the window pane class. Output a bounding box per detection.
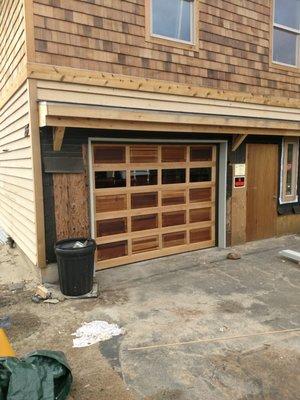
[275,0,300,30]
[273,28,297,66]
[286,144,294,195]
[190,168,212,182]
[95,171,126,189]
[152,0,192,42]
[131,170,157,186]
[162,169,186,184]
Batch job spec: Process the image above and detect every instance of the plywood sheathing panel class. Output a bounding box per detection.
[53,145,89,241]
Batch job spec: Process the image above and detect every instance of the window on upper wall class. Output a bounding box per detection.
[150,0,195,44]
[280,138,299,204]
[273,0,300,68]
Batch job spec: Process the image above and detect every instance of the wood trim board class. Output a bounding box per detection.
[27,63,300,109]
[27,79,46,268]
[38,102,300,133]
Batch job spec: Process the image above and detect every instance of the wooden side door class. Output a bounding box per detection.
[246,144,278,242]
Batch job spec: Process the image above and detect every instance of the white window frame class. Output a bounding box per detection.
[279,137,299,204]
[272,0,300,68]
[150,0,195,45]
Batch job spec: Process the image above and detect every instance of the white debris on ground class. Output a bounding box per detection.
[72,321,125,348]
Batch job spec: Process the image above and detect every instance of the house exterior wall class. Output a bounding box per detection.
[0,0,299,268]
[32,0,300,99]
[0,0,27,94]
[0,83,37,264]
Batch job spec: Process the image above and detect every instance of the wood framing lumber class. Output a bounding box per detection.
[27,63,300,109]
[53,127,65,151]
[232,134,248,151]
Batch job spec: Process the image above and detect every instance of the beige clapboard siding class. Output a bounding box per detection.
[0,0,26,92]
[0,84,37,264]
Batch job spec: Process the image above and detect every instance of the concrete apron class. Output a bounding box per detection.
[94,235,300,400]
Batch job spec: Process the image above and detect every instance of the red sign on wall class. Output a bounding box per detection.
[234,176,245,188]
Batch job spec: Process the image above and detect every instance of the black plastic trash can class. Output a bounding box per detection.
[55,238,96,296]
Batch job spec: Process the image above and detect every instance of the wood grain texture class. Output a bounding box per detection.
[246,143,278,242]
[31,0,300,99]
[53,145,89,241]
[94,143,216,269]
[231,185,247,245]
[0,0,26,93]
[277,214,300,236]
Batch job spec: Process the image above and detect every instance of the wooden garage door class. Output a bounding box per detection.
[92,144,216,269]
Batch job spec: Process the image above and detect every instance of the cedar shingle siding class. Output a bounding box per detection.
[0,0,26,91]
[33,0,300,98]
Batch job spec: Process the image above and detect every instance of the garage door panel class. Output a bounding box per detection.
[190,145,214,161]
[130,145,158,163]
[93,144,216,269]
[97,217,127,237]
[190,208,212,223]
[95,194,127,213]
[131,214,158,232]
[97,240,128,261]
[163,231,187,248]
[131,192,158,209]
[190,227,212,243]
[162,210,186,227]
[190,187,212,203]
[162,145,186,162]
[132,236,159,254]
[94,145,126,164]
[161,190,186,206]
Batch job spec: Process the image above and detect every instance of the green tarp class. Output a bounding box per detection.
[0,351,72,400]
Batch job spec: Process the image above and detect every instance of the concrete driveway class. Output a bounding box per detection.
[1,235,299,399]
[96,235,300,400]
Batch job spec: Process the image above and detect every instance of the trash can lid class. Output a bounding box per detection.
[55,238,96,251]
